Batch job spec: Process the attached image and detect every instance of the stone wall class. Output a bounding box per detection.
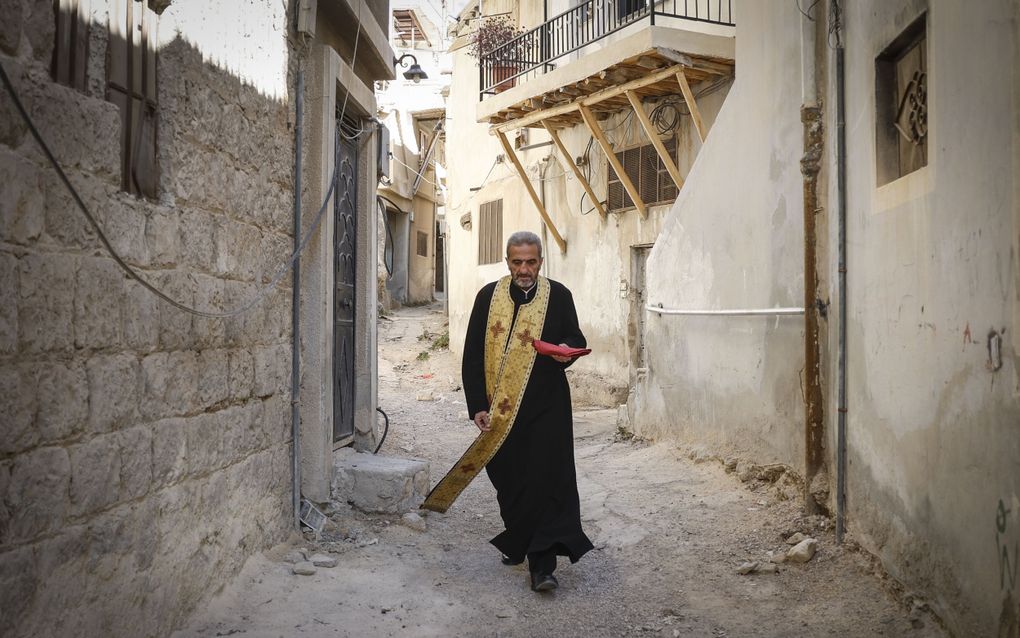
[0,3,295,636]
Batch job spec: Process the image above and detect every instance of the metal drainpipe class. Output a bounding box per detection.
[291,68,304,530]
[801,5,824,514]
[834,7,849,544]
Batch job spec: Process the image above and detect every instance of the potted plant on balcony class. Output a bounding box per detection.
[468,15,526,93]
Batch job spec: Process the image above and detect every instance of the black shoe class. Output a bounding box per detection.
[501,554,524,566]
[530,572,558,592]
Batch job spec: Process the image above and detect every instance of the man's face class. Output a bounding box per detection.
[506,243,543,289]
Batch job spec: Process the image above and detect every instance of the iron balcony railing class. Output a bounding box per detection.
[479,0,734,98]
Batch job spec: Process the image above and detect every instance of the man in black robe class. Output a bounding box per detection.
[462,231,594,592]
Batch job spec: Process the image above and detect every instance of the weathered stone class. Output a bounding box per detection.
[219,401,264,461]
[69,434,121,516]
[217,217,262,281]
[331,451,430,514]
[74,257,125,350]
[253,344,290,398]
[0,0,22,55]
[785,532,807,545]
[0,546,37,631]
[118,426,153,500]
[401,512,428,532]
[227,349,255,400]
[0,57,27,148]
[262,393,290,446]
[142,350,200,420]
[309,553,337,568]
[152,272,195,351]
[34,361,88,443]
[736,560,758,575]
[283,549,305,564]
[18,253,76,353]
[786,538,818,563]
[756,562,779,574]
[192,275,227,346]
[5,447,71,541]
[0,252,17,354]
[86,354,140,433]
[151,417,188,488]
[179,209,219,273]
[186,412,224,475]
[99,196,150,266]
[0,365,36,454]
[123,280,160,352]
[196,349,230,409]
[28,525,89,628]
[145,208,180,267]
[41,167,101,249]
[24,0,55,63]
[0,148,45,244]
[292,561,317,575]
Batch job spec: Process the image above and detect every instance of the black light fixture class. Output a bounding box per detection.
[396,53,428,83]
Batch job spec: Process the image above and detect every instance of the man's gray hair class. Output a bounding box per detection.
[506,231,543,258]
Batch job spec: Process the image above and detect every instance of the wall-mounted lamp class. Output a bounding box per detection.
[396,53,428,83]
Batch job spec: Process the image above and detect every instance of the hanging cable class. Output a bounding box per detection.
[0,59,344,319]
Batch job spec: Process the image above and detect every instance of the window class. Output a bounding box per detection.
[52,0,90,91]
[107,0,159,198]
[477,199,503,265]
[606,137,679,212]
[616,0,646,21]
[416,230,428,257]
[876,13,927,186]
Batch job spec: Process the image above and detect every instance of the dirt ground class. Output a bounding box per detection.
[173,303,947,638]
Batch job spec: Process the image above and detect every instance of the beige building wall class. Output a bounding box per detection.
[826,1,1019,635]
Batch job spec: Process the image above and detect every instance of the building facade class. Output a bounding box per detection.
[0,0,392,634]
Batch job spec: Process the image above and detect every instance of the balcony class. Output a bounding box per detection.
[475,0,735,130]
[479,0,734,99]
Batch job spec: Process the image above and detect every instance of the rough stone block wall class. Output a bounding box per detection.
[0,4,295,636]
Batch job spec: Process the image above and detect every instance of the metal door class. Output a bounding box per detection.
[333,122,358,442]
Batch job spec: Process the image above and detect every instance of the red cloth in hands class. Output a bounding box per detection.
[532,340,591,358]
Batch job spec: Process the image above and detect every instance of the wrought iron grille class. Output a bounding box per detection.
[479,0,734,98]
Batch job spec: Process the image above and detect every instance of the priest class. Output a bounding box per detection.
[461,230,594,592]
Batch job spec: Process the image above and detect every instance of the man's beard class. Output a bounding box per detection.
[513,274,535,288]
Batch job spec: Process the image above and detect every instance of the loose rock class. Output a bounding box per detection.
[736,561,758,575]
[283,549,305,564]
[785,532,807,545]
[292,561,317,576]
[401,512,428,532]
[415,392,434,401]
[309,553,338,568]
[786,538,818,563]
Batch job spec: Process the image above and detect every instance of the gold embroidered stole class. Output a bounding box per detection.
[421,276,550,513]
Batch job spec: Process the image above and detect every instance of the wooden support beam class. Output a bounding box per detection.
[492,64,684,134]
[625,89,684,191]
[496,130,568,253]
[578,104,647,218]
[542,121,607,219]
[676,68,707,143]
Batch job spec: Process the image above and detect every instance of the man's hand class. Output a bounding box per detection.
[473,411,492,432]
[551,343,574,364]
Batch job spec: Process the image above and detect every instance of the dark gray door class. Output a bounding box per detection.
[333,123,358,442]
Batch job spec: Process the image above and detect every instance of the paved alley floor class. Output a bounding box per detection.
[173,303,945,638]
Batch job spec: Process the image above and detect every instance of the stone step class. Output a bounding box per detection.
[331,448,430,514]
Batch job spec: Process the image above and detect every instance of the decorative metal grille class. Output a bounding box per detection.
[333,121,358,443]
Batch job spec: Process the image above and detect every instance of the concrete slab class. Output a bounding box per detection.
[331,448,430,513]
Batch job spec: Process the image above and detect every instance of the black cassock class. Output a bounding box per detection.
[462,277,595,565]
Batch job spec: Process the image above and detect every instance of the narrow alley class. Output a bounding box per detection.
[174,304,943,638]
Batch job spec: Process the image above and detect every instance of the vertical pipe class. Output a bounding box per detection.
[801,0,824,514]
[834,8,848,544]
[291,68,304,530]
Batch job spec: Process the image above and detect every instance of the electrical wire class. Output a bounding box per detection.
[389,152,438,186]
[0,59,347,319]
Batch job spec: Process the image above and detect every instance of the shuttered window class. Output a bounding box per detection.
[477,199,503,265]
[52,0,90,91]
[107,0,159,199]
[607,136,678,212]
[416,230,428,257]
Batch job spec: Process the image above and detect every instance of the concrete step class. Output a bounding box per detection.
[331,448,430,514]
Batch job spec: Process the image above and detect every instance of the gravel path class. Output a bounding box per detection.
[174,303,945,638]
